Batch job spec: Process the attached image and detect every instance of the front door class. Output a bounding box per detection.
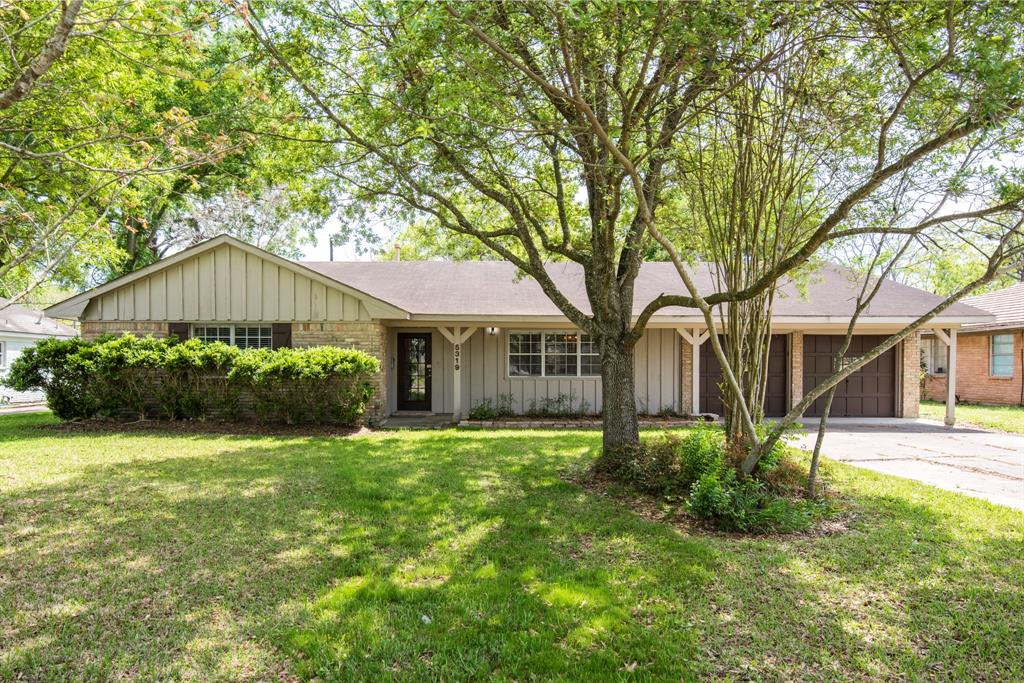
[397,333,432,411]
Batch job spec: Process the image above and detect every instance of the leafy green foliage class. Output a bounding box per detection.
[467,393,515,420]
[601,426,823,532]
[3,335,379,425]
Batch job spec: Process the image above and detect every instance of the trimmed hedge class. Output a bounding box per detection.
[3,335,380,425]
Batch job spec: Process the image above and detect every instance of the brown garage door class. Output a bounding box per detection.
[700,335,788,417]
[803,335,896,417]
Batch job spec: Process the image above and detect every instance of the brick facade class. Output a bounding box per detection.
[922,329,1024,406]
[293,322,388,417]
[899,332,920,418]
[789,332,803,410]
[81,321,169,339]
[679,336,693,414]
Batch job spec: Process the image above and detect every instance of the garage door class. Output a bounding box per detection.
[700,335,788,417]
[803,335,896,417]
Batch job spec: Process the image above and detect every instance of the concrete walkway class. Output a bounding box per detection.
[0,402,49,415]
[792,419,1024,511]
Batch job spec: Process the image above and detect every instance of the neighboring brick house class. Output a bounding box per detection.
[46,235,992,422]
[923,283,1024,407]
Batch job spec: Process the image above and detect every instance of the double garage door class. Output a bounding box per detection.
[699,334,897,418]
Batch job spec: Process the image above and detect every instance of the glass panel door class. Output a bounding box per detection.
[397,333,432,410]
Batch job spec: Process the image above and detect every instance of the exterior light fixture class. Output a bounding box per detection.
[486,326,499,336]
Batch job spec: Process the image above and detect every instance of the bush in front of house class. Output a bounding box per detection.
[2,335,380,425]
[598,425,826,533]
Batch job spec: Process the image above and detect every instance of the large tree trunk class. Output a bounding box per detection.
[600,342,639,454]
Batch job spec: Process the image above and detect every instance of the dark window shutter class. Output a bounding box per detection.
[272,323,292,349]
[168,322,190,341]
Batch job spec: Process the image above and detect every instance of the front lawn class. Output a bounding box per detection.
[921,399,1024,434]
[1,413,1021,681]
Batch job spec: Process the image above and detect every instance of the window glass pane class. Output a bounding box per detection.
[580,334,601,376]
[509,332,542,376]
[544,332,578,377]
[922,337,946,374]
[991,334,1014,376]
[194,326,231,344]
[236,326,272,349]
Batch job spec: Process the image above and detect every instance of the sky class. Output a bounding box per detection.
[301,216,388,262]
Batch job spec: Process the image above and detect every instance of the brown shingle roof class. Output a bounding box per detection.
[961,283,1024,331]
[0,297,77,337]
[301,260,991,322]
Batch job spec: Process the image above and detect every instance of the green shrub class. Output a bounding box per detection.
[3,337,97,419]
[526,392,591,417]
[468,393,515,420]
[687,470,733,518]
[229,346,380,424]
[593,425,823,534]
[3,335,380,426]
[678,427,727,484]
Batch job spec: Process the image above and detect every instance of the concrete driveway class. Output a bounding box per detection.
[792,419,1024,511]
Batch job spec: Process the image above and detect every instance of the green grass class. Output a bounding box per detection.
[921,400,1024,434]
[1,413,1021,681]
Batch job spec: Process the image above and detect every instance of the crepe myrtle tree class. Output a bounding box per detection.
[645,0,1024,468]
[239,0,1023,455]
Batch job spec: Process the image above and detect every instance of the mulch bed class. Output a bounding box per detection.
[565,466,855,540]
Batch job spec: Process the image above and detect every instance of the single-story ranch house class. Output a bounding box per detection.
[1,297,78,404]
[46,235,993,422]
[923,283,1023,407]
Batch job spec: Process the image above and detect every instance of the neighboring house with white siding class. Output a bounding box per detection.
[1,297,78,405]
[46,234,993,423]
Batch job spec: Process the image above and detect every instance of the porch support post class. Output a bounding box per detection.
[678,328,709,415]
[452,327,463,420]
[933,328,957,426]
[946,328,957,426]
[439,326,477,421]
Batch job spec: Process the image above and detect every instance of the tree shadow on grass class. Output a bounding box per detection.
[1,424,1021,681]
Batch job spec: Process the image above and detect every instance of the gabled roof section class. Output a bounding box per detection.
[961,282,1024,331]
[302,260,993,324]
[0,297,77,337]
[46,235,409,321]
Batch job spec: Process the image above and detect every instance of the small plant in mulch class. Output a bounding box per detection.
[587,427,842,535]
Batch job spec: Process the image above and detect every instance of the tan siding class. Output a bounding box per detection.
[198,250,216,320]
[81,244,374,324]
[392,327,677,416]
[181,258,199,320]
[166,264,183,320]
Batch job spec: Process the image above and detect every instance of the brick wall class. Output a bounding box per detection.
[900,332,920,418]
[789,332,803,410]
[679,336,693,414]
[923,330,1024,406]
[293,322,388,417]
[81,321,169,339]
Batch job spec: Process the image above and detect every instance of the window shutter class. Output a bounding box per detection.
[272,323,292,349]
[168,322,190,341]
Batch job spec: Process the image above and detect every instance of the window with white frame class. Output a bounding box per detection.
[508,331,600,377]
[990,334,1014,377]
[0,341,5,368]
[921,337,947,375]
[192,325,272,349]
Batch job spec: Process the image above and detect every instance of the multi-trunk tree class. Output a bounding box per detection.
[243,0,1023,456]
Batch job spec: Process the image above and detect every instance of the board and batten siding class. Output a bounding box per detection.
[388,327,680,415]
[82,244,372,323]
